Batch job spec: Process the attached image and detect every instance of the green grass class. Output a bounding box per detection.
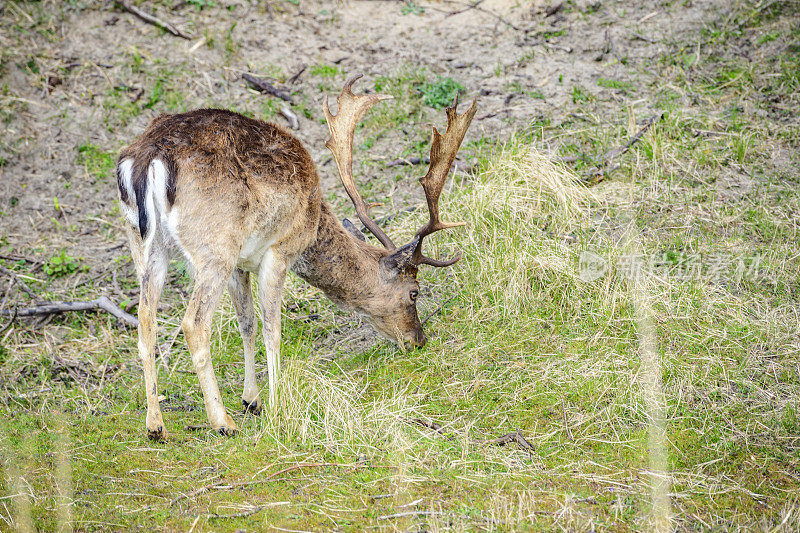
[309,63,340,78]
[76,143,116,179]
[1,1,799,530]
[3,132,799,529]
[417,76,464,109]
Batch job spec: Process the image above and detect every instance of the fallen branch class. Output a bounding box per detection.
[486,430,535,453]
[119,0,190,39]
[242,73,293,103]
[0,253,41,266]
[1,296,139,328]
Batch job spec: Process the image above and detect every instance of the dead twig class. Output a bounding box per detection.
[242,73,293,103]
[0,265,37,299]
[604,28,622,63]
[409,418,455,440]
[280,105,299,130]
[458,0,520,29]
[408,418,535,454]
[171,463,396,505]
[379,510,445,520]
[1,296,139,328]
[422,296,457,324]
[118,0,190,39]
[386,156,429,168]
[487,430,535,453]
[0,254,41,267]
[428,0,520,30]
[632,31,655,43]
[582,112,663,177]
[287,65,307,85]
[0,308,17,336]
[209,502,289,520]
[385,156,474,173]
[446,0,485,17]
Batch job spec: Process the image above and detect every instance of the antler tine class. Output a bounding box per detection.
[323,75,395,250]
[412,94,478,267]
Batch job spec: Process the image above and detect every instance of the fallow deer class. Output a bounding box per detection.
[116,75,477,439]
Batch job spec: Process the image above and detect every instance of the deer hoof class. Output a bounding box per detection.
[217,425,238,437]
[242,397,263,415]
[215,414,238,436]
[147,426,167,442]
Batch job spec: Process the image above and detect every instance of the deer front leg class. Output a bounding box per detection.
[258,250,288,409]
[183,265,238,435]
[227,268,261,415]
[127,228,168,441]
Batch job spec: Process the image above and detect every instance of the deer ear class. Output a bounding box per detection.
[379,236,420,274]
[342,218,366,242]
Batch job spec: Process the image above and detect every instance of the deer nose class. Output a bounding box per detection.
[414,329,426,348]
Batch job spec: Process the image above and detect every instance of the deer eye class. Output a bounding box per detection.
[409,290,419,302]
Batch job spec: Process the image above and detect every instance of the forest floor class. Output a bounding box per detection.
[0,0,799,531]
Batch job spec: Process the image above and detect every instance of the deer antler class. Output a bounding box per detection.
[412,94,478,267]
[324,75,395,249]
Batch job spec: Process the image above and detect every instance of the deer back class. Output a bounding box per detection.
[116,109,322,270]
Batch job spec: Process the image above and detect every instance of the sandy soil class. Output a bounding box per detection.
[0,0,760,288]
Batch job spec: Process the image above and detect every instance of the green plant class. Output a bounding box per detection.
[401,0,424,15]
[571,84,593,103]
[144,70,185,112]
[186,0,216,9]
[417,76,464,109]
[597,77,633,91]
[43,250,84,278]
[224,22,239,57]
[76,143,116,178]
[310,63,340,78]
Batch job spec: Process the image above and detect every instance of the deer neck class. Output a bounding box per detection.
[291,202,384,307]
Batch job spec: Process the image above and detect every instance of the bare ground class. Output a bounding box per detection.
[1,0,774,281]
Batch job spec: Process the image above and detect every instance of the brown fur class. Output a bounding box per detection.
[117,108,425,438]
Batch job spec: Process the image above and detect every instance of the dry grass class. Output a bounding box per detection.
[2,0,800,530]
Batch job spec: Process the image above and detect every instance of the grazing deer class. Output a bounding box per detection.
[116,75,477,439]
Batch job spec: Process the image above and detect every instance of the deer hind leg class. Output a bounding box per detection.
[257,249,288,409]
[182,260,238,435]
[126,226,169,441]
[227,268,261,415]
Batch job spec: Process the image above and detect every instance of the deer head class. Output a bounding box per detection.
[322,75,477,348]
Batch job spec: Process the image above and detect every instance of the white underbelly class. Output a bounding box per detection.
[237,233,275,272]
